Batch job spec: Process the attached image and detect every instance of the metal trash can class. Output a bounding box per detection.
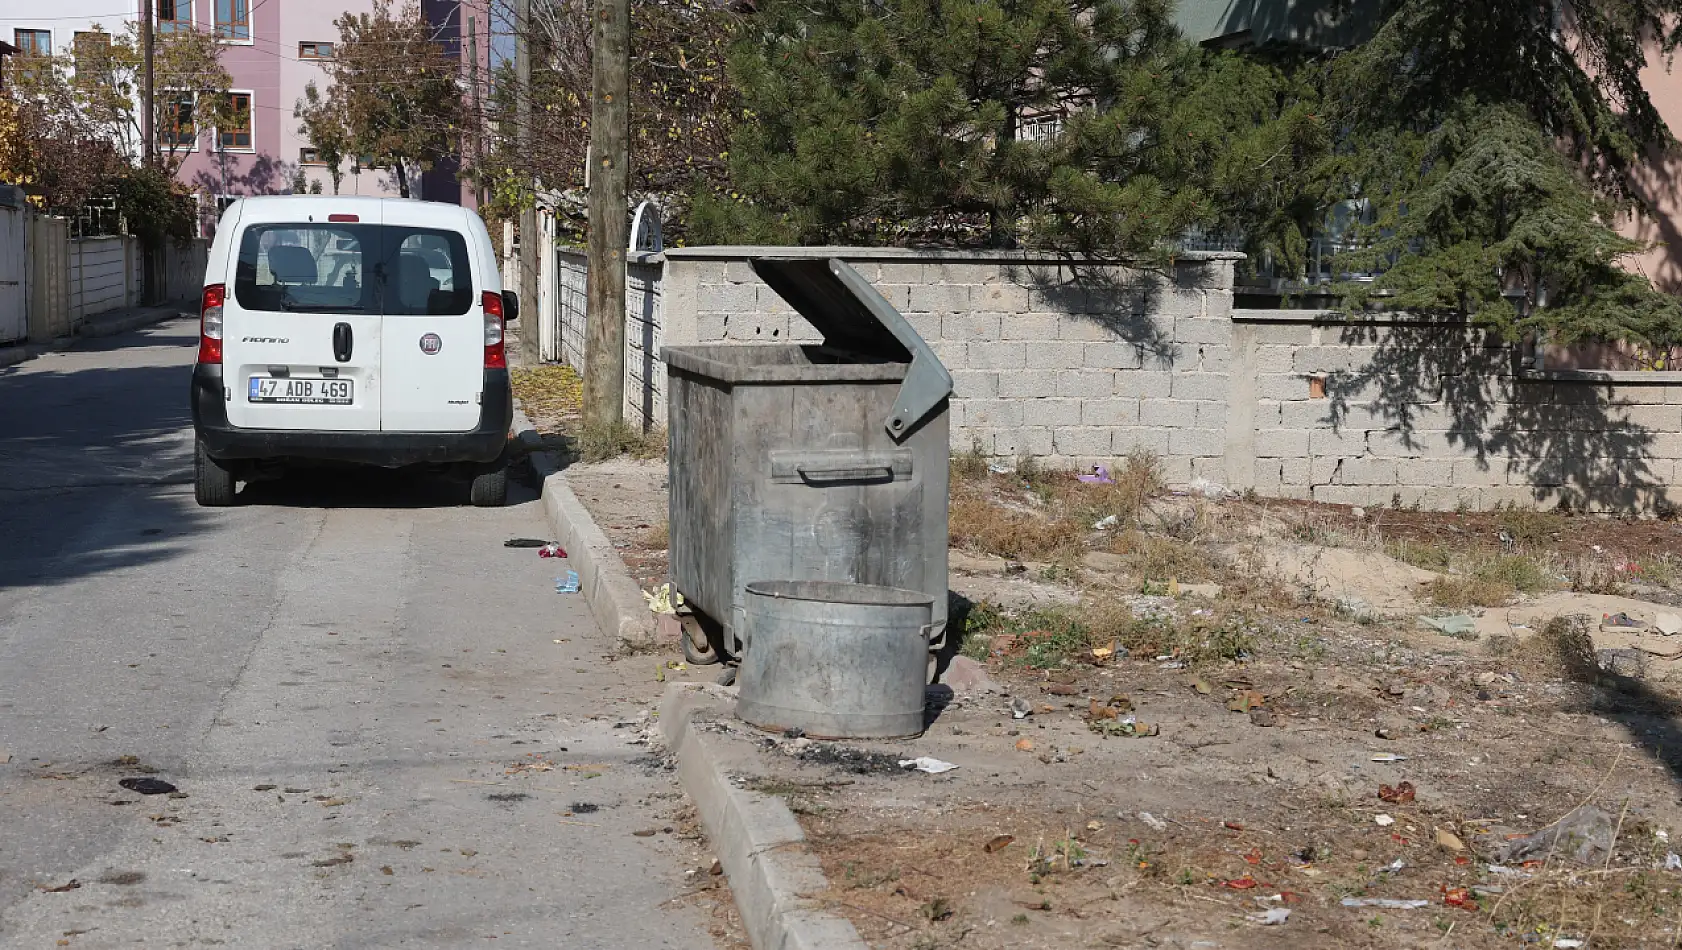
[736,580,936,739]
[663,257,952,666]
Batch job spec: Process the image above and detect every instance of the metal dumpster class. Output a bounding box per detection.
[663,257,952,666]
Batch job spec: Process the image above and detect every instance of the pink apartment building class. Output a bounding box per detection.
[144,0,488,231]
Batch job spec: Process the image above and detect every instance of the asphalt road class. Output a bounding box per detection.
[0,320,718,948]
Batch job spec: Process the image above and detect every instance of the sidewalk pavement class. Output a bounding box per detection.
[0,301,195,370]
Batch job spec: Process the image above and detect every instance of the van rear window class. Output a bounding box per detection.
[234,224,474,316]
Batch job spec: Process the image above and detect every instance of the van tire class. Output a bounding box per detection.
[194,440,237,507]
[469,464,508,507]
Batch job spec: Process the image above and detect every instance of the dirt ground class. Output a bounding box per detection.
[576,454,1682,949]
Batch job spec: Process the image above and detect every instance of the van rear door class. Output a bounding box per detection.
[221,204,383,432]
[377,204,484,433]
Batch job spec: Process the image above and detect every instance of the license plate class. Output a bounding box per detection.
[248,376,354,405]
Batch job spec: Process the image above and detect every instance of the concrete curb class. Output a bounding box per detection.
[76,304,192,339]
[660,683,868,950]
[513,410,656,648]
[1,305,190,370]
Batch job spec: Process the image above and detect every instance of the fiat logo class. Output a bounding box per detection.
[419,333,442,355]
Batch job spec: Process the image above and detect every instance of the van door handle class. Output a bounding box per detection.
[333,322,353,363]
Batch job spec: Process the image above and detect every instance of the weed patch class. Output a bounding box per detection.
[579,419,668,462]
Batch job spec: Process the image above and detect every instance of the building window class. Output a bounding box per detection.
[298,41,334,59]
[160,91,196,148]
[13,29,51,56]
[299,147,326,166]
[214,0,250,41]
[157,0,193,33]
[219,92,252,150]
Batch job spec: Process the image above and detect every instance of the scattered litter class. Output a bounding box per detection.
[1553,940,1585,949]
[1015,738,1035,752]
[555,571,580,594]
[504,538,551,548]
[1442,886,1476,909]
[1011,697,1033,720]
[1380,858,1405,874]
[1185,477,1232,500]
[1666,852,1682,871]
[1378,782,1415,804]
[899,757,959,774]
[1223,876,1259,889]
[1601,611,1644,631]
[1246,908,1291,925]
[1374,814,1395,827]
[1436,828,1467,852]
[1227,690,1267,713]
[643,583,682,615]
[1370,753,1407,763]
[1418,614,1477,638]
[1485,864,1530,877]
[1137,812,1169,832]
[984,834,1015,853]
[538,543,567,559]
[632,829,657,837]
[1657,613,1682,637]
[1089,715,1158,738]
[987,462,1012,475]
[1093,514,1119,530]
[1497,805,1617,867]
[1340,898,1429,910]
[118,778,178,795]
[1078,464,1114,484]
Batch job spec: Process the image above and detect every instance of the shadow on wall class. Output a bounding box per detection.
[1325,320,1663,513]
[1628,149,1682,296]
[189,154,297,201]
[998,259,1199,366]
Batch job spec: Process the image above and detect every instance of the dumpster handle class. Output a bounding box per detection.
[797,462,895,483]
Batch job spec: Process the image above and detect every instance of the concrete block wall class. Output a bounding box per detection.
[657,247,1247,485]
[547,244,1682,514]
[1238,313,1682,513]
[67,236,139,322]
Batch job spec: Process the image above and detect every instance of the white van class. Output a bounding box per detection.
[189,196,518,506]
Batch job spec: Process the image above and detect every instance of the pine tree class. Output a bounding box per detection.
[695,0,1216,251]
[1314,0,1682,345]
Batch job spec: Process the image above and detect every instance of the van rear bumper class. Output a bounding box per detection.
[191,364,514,468]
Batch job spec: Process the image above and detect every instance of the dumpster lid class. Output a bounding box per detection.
[751,257,954,438]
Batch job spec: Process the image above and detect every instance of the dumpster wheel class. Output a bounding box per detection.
[678,611,724,666]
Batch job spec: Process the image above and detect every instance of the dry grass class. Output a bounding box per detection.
[579,419,669,463]
[948,493,1087,562]
[639,521,669,550]
[1111,530,1216,583]
[510,365,584,434]
[948,450,1167,563]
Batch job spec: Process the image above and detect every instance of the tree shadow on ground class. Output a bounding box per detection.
[1540,616,1682,790]
[1323,319,1663,512]
[0,324,205,592]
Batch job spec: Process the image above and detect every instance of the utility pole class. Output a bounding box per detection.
[514,0,539,365]
[141,0,154,167]
[468,14,484,208]
[583,0,629,429]
[140,0,157,304]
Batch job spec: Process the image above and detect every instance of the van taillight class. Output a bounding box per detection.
[482,291,507,369]
[198,284,226,365]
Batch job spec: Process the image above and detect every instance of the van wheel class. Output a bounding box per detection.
[194,440,237,507]
[469,464,508,507]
